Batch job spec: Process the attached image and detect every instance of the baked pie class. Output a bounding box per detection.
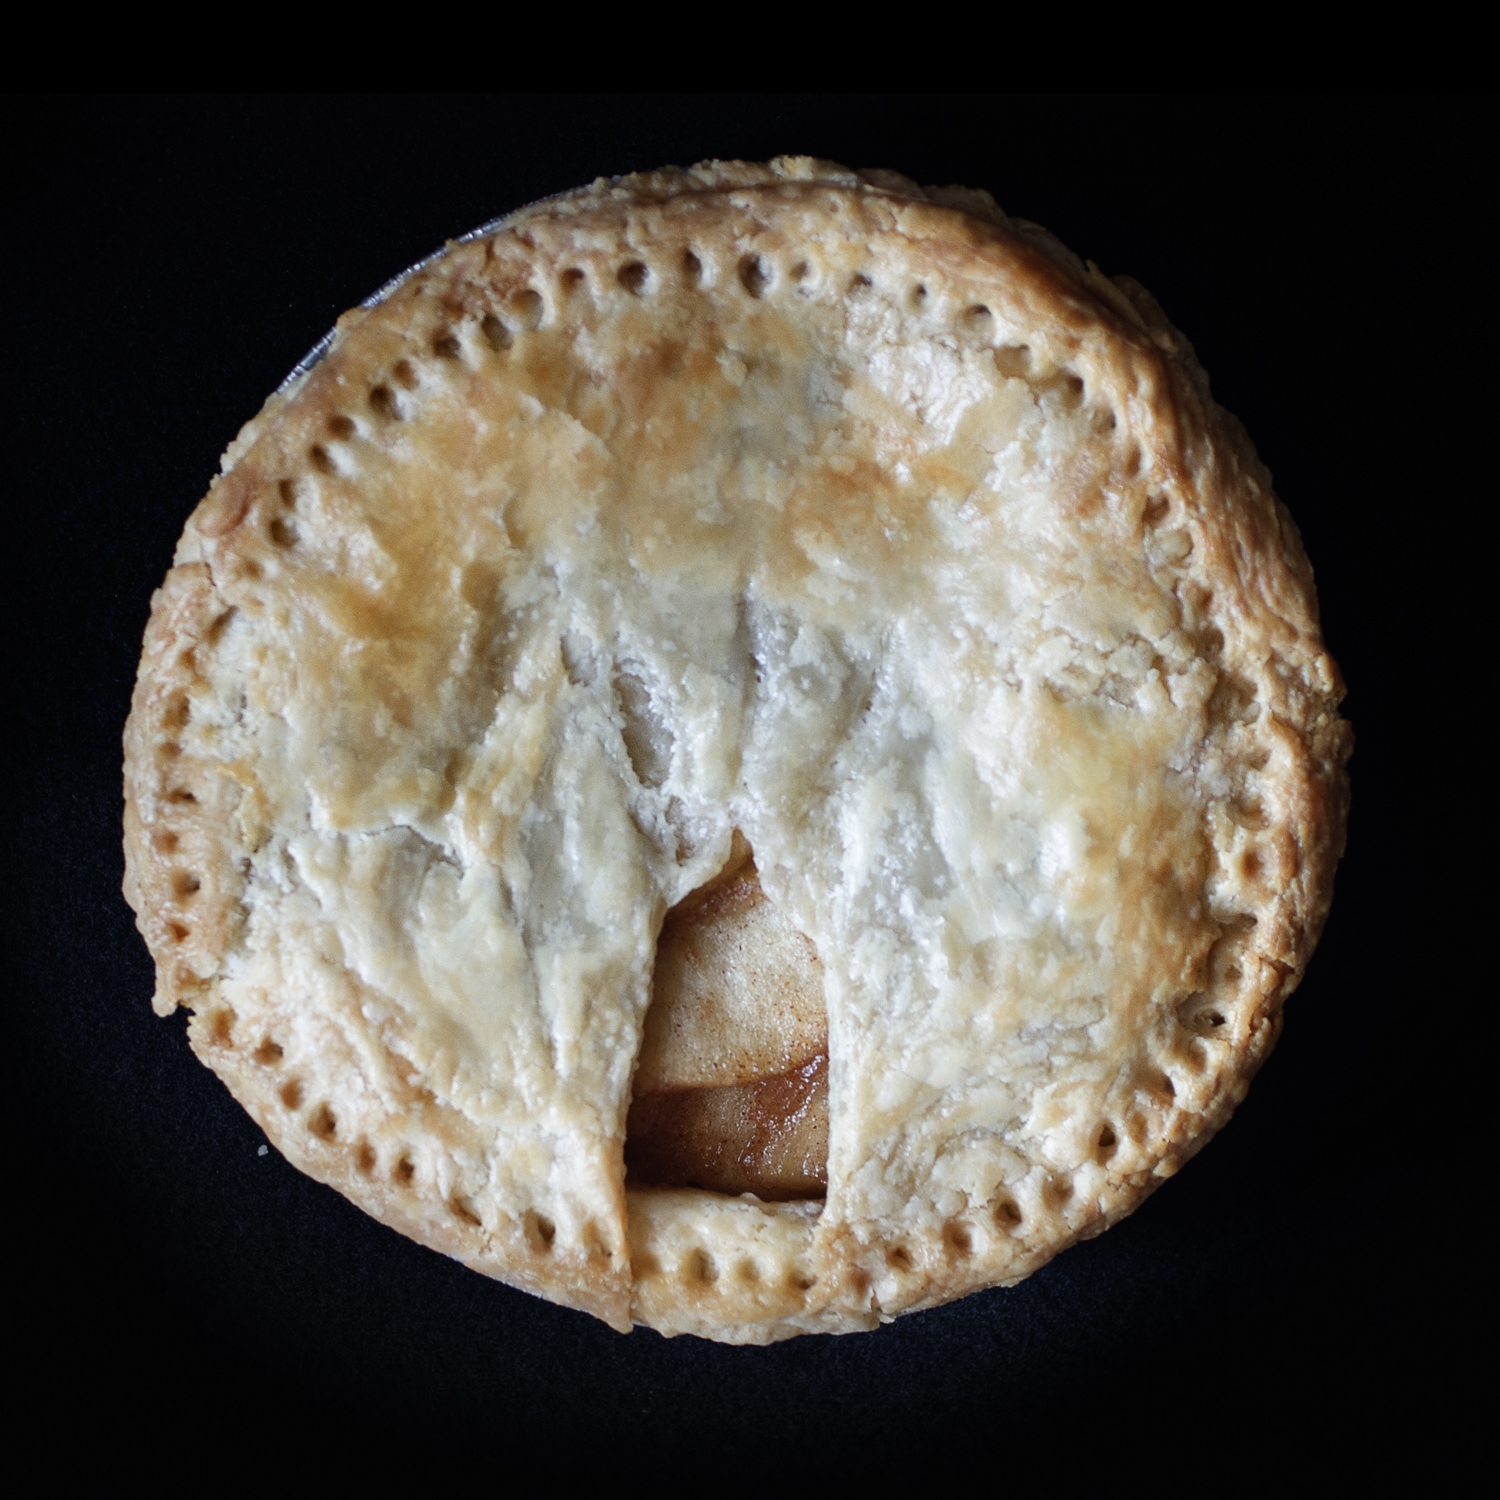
[122,158,1351,1343]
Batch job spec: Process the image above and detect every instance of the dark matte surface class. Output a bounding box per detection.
[5,95,1481,1471]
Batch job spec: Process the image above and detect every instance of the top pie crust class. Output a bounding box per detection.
[122,158,1351,1343]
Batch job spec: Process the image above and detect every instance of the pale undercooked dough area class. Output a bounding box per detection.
[123,160,1350,1341]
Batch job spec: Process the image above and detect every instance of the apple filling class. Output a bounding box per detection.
[625,834,828,1200]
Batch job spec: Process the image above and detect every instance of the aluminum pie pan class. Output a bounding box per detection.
[276,192,574,395]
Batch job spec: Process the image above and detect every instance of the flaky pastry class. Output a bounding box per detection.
[123,158,1351,1342]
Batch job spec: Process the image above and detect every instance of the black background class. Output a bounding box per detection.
[5,95,1485,1473]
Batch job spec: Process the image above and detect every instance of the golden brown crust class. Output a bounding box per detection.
[123,158,1349,1341]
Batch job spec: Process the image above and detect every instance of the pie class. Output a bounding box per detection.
[122,158,1351,1343]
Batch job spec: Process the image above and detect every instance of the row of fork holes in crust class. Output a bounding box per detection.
[885,1220,986,1272]
[220,985,1222,1184]
[278,267,1123,525]
[277,366,426,511]
[246,1035,493,1233]
[411,251,1090,380]
[149,622,226,922]
[239,1023,987,1277]
[238,1027,1160,1264]
[155,698,203,937]
[158,720,199,943]
[650,1246,817,1294]
[241,1023,1000,1275]
[250,1037,420,1189]
[245,1026,1015,1278]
